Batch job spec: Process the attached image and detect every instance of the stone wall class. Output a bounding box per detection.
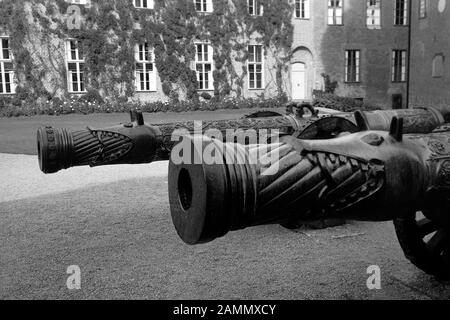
[409,0,450,109]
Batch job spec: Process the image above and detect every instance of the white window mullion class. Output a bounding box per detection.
[150,50,157,92]
[0,62,5,94]
[76,62,80,92]
[208,44,214,90]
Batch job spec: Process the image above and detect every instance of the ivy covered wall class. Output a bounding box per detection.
[0,0,294,105]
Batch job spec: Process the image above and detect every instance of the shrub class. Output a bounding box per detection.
[200,92,212,100]
[313,93,381,112]
[0,94,289,117]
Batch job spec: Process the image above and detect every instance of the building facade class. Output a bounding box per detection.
[289,0,409,108]
[0,0,421,109]
[409,0,450,110]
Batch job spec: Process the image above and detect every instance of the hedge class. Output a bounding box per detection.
[313,93,381,112]
[0,94,289,117]
[0,93,382,117]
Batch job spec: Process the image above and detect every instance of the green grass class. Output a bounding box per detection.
[0,108,283,155]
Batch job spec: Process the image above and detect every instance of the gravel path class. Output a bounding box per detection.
[0,153,168,203]
[1,153,449,299]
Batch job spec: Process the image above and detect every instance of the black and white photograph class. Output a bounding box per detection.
[1,0,450,307]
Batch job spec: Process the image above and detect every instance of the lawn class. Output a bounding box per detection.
[0,108,284,155]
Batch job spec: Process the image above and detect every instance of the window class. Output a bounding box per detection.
[328,0,343,25]
[392,50,407,82]
[66,40,85,93]
[194,0,213,13]
[345,50,360,82]
[0,37,15,94]
[247,45,263,89]
[135,43,156,92]
[367,0,381,29]
[133,0,154,9]
[195,43,213,90]
[432,54,445,78]
[394,0,408,25]
[65,0,87,4]
[295,0,310,19]
[248,0,263,16]
[419,0,427,19]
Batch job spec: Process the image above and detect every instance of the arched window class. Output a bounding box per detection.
[432,54,445,78]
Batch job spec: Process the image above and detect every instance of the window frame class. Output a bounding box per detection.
[133,0,154,9]
[66,39,86,94]
[367,0,381,29]
[344,49,361,84]
[328,0,344,25]
[432,54,445,78]
[194,0,213,13]
[0,37,15,95]
[248,0,263,16]
[419,0,427,19]
[394,0,408,26]
[194,42,214,91]
[294,0,310,19]
[65,0,88,5]
[345,49,361,83]
[392,49,407,82]
[135,43,157,92]
[247,44,264,90]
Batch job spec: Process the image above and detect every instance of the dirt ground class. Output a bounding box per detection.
[1,153,449,300]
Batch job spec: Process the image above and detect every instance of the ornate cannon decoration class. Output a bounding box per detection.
[168,118,450,279]
[37,105,448,174]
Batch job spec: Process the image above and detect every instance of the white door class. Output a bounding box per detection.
[291,63,306,100]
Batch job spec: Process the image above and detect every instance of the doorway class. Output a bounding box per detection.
[291,62,306,100]
[392,94,403,109]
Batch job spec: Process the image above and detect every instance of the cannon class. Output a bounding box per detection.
[36,105,450,279]
[168,118,450,279]
[37,105,449,174]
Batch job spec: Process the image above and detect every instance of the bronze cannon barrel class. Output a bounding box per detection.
[36,110,357,174]
[37,106,449,174]
[168,120,450,245]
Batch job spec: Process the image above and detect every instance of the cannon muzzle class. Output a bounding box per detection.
[169,121,450,245]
